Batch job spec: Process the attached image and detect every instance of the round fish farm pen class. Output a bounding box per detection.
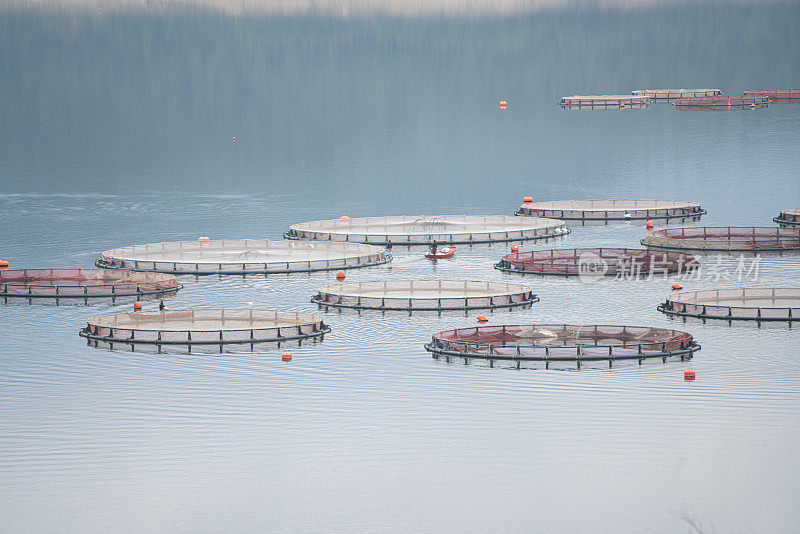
[1,268,180,304]
[425,324,700,369]
[312,279,537,312]
[516,199,705,222]
[96,239,390,275]
[79,309,330,353]
[631,89,722,102]
[559,95,650,109]
[658,288,800,324]
[642,227,800,252]
[674,95,769,109]
[285,215,570,246]
[775,209,800,228]
[494,248,699,276]
[744,89,800,100]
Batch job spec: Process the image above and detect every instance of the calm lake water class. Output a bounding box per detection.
[1,3,800,532]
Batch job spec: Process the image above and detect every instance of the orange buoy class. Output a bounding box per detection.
[339,216,350,220]
[232,136,236,142]
[336,270,346,280]
[750,103,756,109]
[499,100,508,106]
[645,220,654,228]
[198,236,210,242]
[672,283,683,291]
[510,244,519,253]
[0,260,9,271]
[133,301,142,311]
[522,196,534,204]
[620,102,626,109]
[684,370,695,381]
[477,315,488,323]
[281,352,292,362]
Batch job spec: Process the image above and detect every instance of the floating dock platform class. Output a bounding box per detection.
[632,89,722,102]
[559,94,649,109]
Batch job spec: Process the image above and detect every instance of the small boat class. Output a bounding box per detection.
[425,246,457,259]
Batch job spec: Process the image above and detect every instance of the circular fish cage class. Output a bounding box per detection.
[79,309,330,353]
[96,239,390,275]
[494,248,699,277]
[658,288,800,324]
[425,324,700,369]
[516,199,705,222]
[775,208,800,228]
[312,279,537,312]
[1,268,181,304]
[642,227,800,252]
[285,215,570,246]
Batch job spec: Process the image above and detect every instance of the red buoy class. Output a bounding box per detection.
[672,283,683,291]
[336,270,346,280]
[510,244,519,253]
[522,196,534,204]
[0,260,9,271]
[477,315,488,323]
[282,352,292,362]
[198,236,210,242]
[684,370,695,381]
[133,301,142,311]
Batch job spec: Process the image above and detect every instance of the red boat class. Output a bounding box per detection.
[425,246,457,259]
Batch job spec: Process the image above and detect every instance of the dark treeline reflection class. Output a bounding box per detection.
[1,3,798,193]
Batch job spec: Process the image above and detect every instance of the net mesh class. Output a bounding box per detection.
[287,215,568,245]
[314,279,535,310]
[642,227,800,251]
[1,268,179,298]
[662,288,800,321]
[496,248,698,275]
[427,324,696,359]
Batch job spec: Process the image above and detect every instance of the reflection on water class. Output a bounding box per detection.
[1,2,800,533]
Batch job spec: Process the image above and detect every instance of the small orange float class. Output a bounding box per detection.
[477,315,488,323]
[282,352,292,362]
[336,270,346,280]
[522,196,534,204]
[684,370,695,381]
[133,301,142,311]
[0,260,9,271]
[672,283,683,291]
[510,244,519,253]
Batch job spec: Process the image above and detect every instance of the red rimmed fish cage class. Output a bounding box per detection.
[744,89,800,102]
[312,279,537,312]
[1,268,181,304]
[515,199,705,222]
[494,248,699,277]
[79,309,330,353]
[658,287,800,325]
[559,94,649,109]
[642,227,800,252]
[673,95,769,109]
[775,208,800,228]
[424,324,700,369]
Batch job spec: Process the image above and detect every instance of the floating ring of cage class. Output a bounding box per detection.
[79,309,330,353]
[0,268,181,303]
[494,248,699,276]
[641,227,800,252]
[96,239,390,275]
[658,288,800,323]
[425,324,700,367]
[284,215,570,246]
[631,89,722,102]
[312,279,538,312]
[516,199,705,221]
[774,209,800,228]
